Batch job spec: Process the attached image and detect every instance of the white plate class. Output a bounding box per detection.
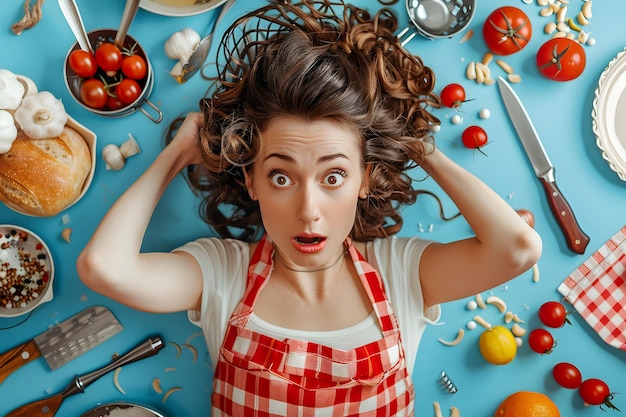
[139,0,227,17]
[592,47,626,181]
[80,402,165,417]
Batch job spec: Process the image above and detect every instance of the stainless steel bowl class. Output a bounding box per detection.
[64,29,162,123]
[79,402,165,417]
[405,0,475,40]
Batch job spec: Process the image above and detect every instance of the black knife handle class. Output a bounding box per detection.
[539,178,590,254]
[61,336,164,397]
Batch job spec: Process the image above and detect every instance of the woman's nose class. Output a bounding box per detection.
[297,184,321,223]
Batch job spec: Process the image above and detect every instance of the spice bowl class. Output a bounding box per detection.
[404,0,475,40]
[0,225,54,318]
[63,29,162,123]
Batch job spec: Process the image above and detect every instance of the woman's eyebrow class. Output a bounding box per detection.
[264,153,350,163]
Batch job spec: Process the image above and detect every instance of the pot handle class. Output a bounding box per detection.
[139,99,163,124]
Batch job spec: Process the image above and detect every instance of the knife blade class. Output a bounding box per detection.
[0,305,123,384]
[496,76,590,254]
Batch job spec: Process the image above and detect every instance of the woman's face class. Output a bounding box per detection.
[244,116,369,268]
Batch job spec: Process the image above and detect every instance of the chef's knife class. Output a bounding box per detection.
[497,76,590,254]
[3,336,164,417]
[0,305,123,384]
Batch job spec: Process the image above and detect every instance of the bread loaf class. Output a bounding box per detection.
[0,126,91,216]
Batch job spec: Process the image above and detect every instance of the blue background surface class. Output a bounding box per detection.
[0,0,625,416]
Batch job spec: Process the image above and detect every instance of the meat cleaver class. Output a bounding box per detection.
[0,305,123,384]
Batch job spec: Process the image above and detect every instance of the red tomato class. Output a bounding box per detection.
[115,78,141,104]
[528,328,556,354]
[79,78,107,109]
[579,379,620,410]
[553,362,582,389]
[106,95,125,111]
[68,50,97,77]
[536,37,586,81]
[440,83,467,108]
[121,54,147,80]
[539,301,570,328]
[95,42,122,73]
[483,6,532,55]
[461,126,488,152]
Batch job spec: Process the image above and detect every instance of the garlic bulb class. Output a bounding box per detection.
[0,69,26,110]
[164,28,201,64]
[0,109,18,153]
[14,91,68,139]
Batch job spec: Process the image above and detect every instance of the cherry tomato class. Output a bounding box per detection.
[528,328,556,354]
[95,42,122,73]
[461,125,488,152]
[121,54,147,80]
[106,95,125,111]
[539,301,570,328]
[79,78,107,109]
[536,37,586,82]
[115,78,141,104]
[440,83,467,108]
[483,6,532,55]
[68,50,97,77]
[552,362,582,389]
[579,379,620,410]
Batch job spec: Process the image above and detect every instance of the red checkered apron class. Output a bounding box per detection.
[558,225,626,351]
[212,235,414,416]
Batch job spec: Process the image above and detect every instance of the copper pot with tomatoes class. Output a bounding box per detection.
[64,29,162,123]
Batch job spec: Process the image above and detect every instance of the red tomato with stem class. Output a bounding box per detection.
[579,379,620,410]
[440,83,468,108]
[95,42,122,74]
[536,37,586,81]
[115,78,141,104]
[552,362,582,389]
[121,54,147,80]
[528,328,556,354]
[80,78,107,109]
[539,301,571,328]
[68,50,97,77]
[483,6,532,55]
[461,126,488,155]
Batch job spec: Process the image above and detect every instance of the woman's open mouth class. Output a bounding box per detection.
[292,235,326,253]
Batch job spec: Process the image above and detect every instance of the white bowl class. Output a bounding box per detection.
[0,225,54,317]
[1,75,97,217]
[139,0,227,17]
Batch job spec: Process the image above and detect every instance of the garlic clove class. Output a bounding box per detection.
[119,133,141,158]
[102,143,126,170]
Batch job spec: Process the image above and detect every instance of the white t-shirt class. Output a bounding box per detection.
[177,236,441,375]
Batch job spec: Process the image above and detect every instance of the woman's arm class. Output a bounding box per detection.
[77,112,205,313]
[418,148,542,308]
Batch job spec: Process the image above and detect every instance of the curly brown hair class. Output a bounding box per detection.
[183,0,442,242]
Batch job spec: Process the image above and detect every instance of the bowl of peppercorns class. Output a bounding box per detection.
[0,225,54,317]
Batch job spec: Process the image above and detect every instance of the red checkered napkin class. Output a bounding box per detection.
[558,225,626,351]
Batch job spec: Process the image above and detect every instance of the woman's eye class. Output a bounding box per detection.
[323,171,346,186]
[270,172,292,187]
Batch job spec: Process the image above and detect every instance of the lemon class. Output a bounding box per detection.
[479,325,517,365]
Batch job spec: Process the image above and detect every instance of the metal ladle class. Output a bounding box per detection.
[115,0,141,49]
[58,0,93,54]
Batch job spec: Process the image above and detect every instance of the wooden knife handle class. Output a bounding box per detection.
[0,340,42,384]
[3,393,63,417]
[539,178,590,254]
